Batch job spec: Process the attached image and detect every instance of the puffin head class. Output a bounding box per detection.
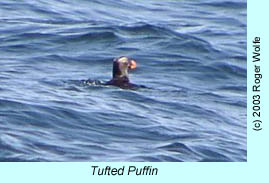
[112,56,137,80]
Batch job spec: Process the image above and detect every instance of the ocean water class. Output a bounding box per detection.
[0,0,246,162]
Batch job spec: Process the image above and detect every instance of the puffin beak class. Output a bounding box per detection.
[128,59,137,70]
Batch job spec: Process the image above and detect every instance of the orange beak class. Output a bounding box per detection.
[128,59,137,70]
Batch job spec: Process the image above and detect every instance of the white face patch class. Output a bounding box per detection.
[119,62,128,77]
[117,57,129,77]
[118,57,128,63]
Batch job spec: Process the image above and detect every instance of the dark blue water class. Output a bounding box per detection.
[0,0,246,161]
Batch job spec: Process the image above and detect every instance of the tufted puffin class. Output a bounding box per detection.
[105,56,140,89]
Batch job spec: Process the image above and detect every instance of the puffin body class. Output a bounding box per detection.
[105,56,138,89]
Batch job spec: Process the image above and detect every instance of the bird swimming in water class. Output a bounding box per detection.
[84,56,144,89]
[105,56,140,89]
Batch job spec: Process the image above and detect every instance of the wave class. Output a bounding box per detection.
[0,0,246,162]
[196,1,247,9]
